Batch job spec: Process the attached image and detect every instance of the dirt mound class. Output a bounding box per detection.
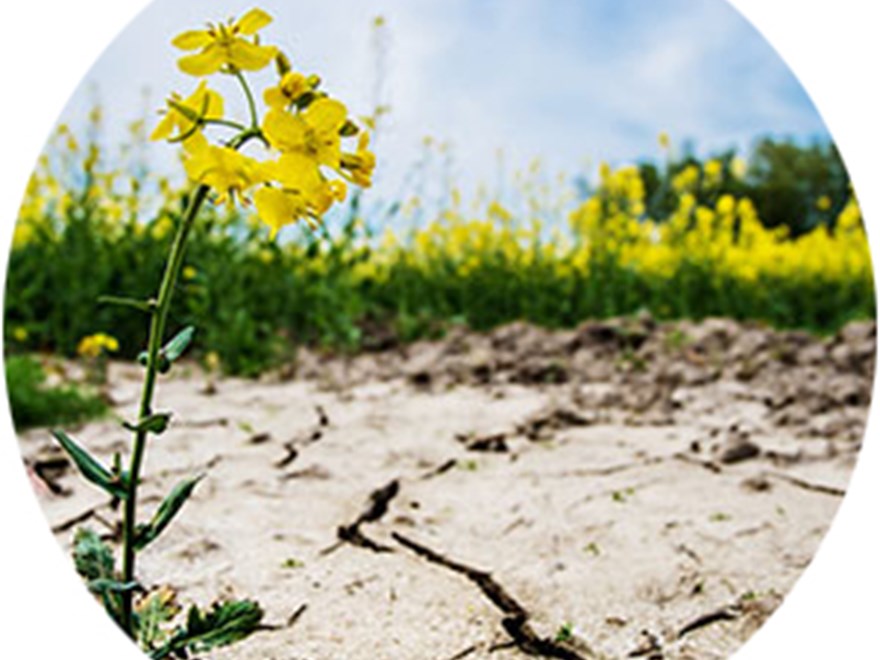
[292,316,874,446]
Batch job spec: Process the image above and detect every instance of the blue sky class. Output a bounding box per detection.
[58,0,828,206]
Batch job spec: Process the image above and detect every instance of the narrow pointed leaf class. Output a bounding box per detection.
[134,475,204,551]
[123,412,172,436]
[97,295,156,314]
[52,430,128,500]
[163,326,196,363]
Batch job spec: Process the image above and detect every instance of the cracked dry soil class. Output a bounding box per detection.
[18,316,875,659]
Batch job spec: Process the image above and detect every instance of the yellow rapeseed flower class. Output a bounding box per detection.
[12,221,34,249]
[703,159,723,187]
[658,131,671,150]
[151,217,174,241]
[204,351,221,372]
[253,155,347,237]
[716,194,736,216]
[672,165,699,193]
[262,98,347,169]
[172,8,278,76]
[253,186,311,237]
[77,333,120,359]
[182,133,262,205]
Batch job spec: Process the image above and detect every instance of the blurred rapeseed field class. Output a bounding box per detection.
[5,116,874,376]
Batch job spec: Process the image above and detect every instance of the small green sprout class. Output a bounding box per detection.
[583,542,601,557]
[555,622,575,643]
[460,459,479,472]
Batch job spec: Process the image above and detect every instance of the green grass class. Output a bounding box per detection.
[5,354,107,430]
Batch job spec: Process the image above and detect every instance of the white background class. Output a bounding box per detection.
[0,1,878,658]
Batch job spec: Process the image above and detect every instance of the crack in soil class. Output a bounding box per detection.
[392,531,593,659]
[676,605,740,639]
[421,458,458,479]
[325,479,401,554]
[761,471,846,497]
[275,405,330,469]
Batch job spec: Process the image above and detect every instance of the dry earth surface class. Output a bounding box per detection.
[18,316,876,660]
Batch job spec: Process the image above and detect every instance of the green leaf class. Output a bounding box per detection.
[152,600,263,659]
[135,475,204,551]
[123,412,172,436]
[51,430,128,500]
[163,326,196,363]
[88,578,140,594]
[72,528,115,583]
[72,528,126,627]
[97,295,156,314]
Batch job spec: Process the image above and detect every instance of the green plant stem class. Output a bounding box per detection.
[118,124,262,634]
[120,183,209,633]
[234,69,259,129]
[203,117,248,132]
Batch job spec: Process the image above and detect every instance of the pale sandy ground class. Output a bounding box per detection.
[17,317,875,659]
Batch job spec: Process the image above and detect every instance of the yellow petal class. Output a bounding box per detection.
[262,109,306,152]
[236,8,273,35]
[254,186,302,238]
[150,112,176,141]
[183,131,209,155]
[263,86,286,109]
[256,158,282,183]
[305,98,348,133]
[185,81,225,120]
[178,47,224,76]
[275,152,323,190]
[228,41,278,71]
[315,137,342,169]
[309,182,335,215]
[172,30,213,50]
[183,153,207,183]
[204,89,225,120]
